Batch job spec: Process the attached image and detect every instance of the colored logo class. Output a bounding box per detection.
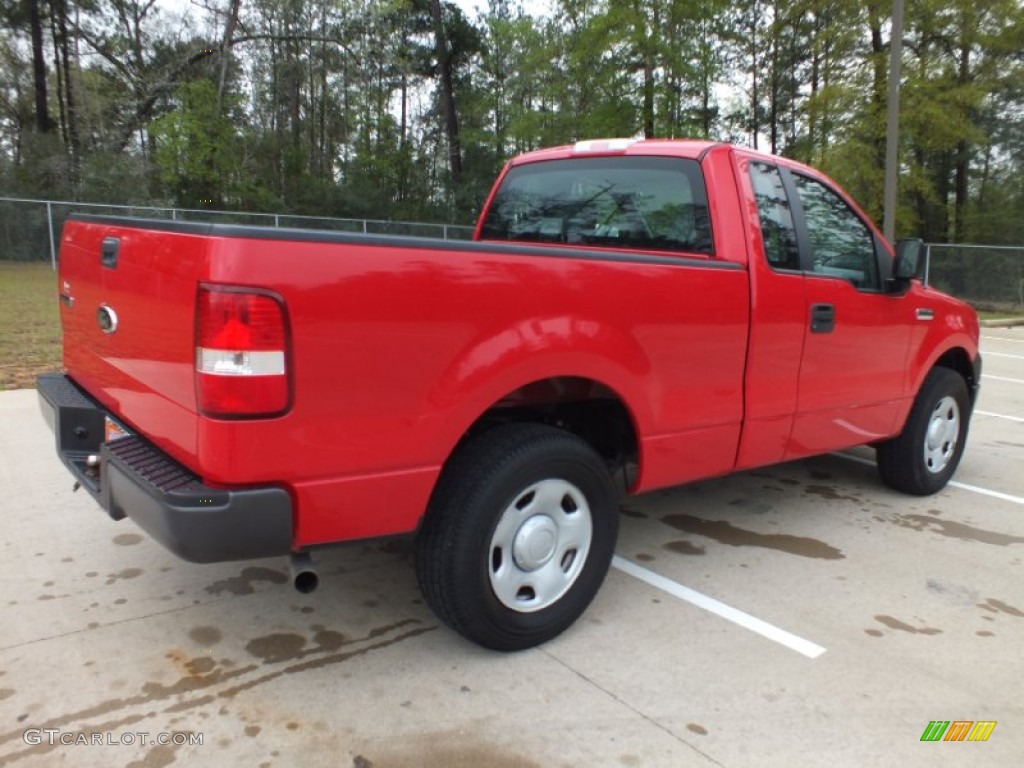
[921,721,996,742]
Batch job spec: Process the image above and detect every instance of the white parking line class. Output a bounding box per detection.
[975,409,1024,423]
[611,555,827,659]
[983,351,1024,360]
[982,374,1024,384]
[833,453,1024,506]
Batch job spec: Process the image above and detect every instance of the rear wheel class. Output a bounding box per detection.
[416,424,618,651]
[877,367,970,495]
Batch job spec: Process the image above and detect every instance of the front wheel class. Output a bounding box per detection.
[415,424,618,651]
[877,367,971,495]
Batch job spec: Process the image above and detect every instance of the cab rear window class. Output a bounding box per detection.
[480,156,713,255]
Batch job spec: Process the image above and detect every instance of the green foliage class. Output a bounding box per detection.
[0,0,1022,240]
[150,80,240,207]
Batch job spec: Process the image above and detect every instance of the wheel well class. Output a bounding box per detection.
[458,377,640,492]
[933,347,977,398]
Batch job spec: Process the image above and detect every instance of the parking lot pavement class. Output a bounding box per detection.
[2,332,1022,768]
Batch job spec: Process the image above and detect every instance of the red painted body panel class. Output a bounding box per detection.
[57,141,980,552]
[60,224,206,464]
[198,236,750,545]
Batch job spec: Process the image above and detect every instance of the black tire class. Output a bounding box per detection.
[415,423,618,651]
[877,367,971,495]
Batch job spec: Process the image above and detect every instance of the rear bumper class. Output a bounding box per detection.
[37,373,293,563]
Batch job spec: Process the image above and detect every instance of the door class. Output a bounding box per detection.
[734,159,807,469]
[783,170,913,458]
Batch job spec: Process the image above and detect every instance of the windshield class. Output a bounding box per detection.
[479,156,713,255]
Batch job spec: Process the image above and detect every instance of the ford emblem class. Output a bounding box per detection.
[97,305,118,334]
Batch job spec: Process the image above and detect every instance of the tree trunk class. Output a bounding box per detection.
[28,0,52,133]
[429,0,462,185]
[952,41,971,242]
[59,1,78,164]
[218,0,242,109]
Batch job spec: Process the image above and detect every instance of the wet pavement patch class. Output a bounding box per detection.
[105,567,144,585]
[803,485,859,502]
[892,514,1024,546]
[246,633,307,664]
[873,615,942,635]
[661,514,844,560]
[188,626,223,645]
[978,598,1024,617]
[205,567,288,596]
[663,540,706,556]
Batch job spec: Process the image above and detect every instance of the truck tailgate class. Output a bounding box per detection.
[59,217,207,466]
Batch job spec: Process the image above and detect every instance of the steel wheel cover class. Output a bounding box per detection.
[923,395,960,474]
[488,478,593,613]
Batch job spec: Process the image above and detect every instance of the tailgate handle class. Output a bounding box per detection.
[810,303,835,333]
[101,237,119,269]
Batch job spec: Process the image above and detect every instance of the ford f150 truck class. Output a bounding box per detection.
[39,139,981,651]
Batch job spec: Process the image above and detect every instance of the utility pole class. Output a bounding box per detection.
[883,0,905,243]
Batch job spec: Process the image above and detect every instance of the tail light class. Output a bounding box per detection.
[195,285,291,417]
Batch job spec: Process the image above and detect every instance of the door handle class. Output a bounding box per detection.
[810,303,835,333]
[101,237,119,269]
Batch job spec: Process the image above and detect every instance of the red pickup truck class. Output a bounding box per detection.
[39,139,981,650]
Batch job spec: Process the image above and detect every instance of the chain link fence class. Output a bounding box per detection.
[0,197,476,266]
[3,196,1021,313]
[925,243,1024,312]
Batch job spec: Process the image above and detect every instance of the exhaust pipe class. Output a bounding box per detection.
[289,552,319,594]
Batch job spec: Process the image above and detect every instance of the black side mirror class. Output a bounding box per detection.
[894,239,923,279]
[887,239,923,292]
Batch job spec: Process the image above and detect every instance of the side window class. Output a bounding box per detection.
[792,174,880,290]
[749,162,800,271]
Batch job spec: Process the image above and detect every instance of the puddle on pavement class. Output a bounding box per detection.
[124,743,177,768]
[661,514,844,559]
[663,540,706,556]
[245,625,349,664]
[245,633,307,663]
[873,615,942,635]
[352,734,540,768]
[105,567,144,585]
[892,514,1024,546]
[189,626,223,645]
[803,485,859,502]
[205,567,288,596]
[978,598,1024,617]
[0,620,432,756]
